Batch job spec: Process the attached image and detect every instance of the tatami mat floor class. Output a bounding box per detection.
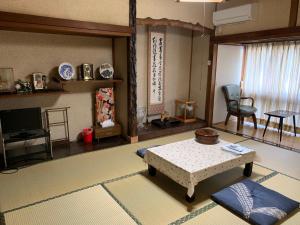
[0,129,299,225]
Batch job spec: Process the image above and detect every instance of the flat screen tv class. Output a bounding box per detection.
[0,107,42,134]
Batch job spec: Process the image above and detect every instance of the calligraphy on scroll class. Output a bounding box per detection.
[148,29,165,115]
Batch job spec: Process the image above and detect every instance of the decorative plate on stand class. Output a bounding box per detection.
[58,63,75,80]
[99,63,114,79]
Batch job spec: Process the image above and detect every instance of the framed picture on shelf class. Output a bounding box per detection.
[32,73,45,90]
[0,68,15,93]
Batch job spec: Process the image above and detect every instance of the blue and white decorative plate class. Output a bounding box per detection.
[58,63,75,80]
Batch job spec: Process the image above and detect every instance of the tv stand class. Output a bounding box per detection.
[1,129,53,168]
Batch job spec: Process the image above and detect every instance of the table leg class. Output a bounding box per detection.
[148,165,156,176]
[279,117,283,142]
[2,138,7,168]
[185,193,195,203]
[263,115,271,137]
[244,162,253,177]
[293,115,297,137]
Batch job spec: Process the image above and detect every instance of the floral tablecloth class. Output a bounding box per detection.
[144,138,255,197]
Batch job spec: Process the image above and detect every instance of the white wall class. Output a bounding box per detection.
[213,45,244,124]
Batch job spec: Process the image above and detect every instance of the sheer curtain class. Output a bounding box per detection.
[243,41,300,128]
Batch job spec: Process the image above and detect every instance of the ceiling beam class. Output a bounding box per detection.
[213,26,300,44]
[289,0,299,27]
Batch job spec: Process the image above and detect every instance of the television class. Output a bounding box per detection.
[0,107,43,134]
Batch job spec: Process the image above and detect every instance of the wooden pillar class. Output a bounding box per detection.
[128,0,138,141]
[205,38,218,127]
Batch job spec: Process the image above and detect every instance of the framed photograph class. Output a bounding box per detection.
[32,73,45,90]
[147,26,166,115]
[0,68,15,92]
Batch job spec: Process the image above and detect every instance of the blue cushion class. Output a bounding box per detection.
[136,145,160,158]
[211,179,299,225]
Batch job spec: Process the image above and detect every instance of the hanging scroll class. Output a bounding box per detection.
[147,27,166,115]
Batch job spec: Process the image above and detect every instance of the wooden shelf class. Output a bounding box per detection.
[60,79,123,85]
[0,90,66,99]
[0,11,132,38]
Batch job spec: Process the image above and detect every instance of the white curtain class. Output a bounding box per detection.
[243,42,300,128]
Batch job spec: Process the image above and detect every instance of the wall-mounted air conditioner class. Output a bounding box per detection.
[213,4,253,26]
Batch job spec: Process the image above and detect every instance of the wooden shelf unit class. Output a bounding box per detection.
[0,10,135,139]
[60,79,123,85]
[0,90,66,99]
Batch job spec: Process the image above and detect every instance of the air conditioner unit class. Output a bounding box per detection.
[213,4,253,26]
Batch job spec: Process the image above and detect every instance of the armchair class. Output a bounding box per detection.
[222,84,257,130]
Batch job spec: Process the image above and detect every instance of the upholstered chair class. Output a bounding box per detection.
[222,84,257,130]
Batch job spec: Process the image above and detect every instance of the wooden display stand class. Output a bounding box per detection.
[175,99,197,123]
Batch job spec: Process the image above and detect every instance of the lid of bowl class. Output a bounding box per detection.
[195,128,219,137]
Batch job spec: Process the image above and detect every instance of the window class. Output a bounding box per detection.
[243,42,300,128]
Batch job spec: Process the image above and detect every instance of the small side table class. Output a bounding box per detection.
[263,110,299,142]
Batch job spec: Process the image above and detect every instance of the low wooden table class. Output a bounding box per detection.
[144,139,255,202]
[263,110,299,142]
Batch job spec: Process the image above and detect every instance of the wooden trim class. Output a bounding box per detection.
[289,0,299,27]
[137,17,213,34]
[213,26,300,44]
[0,11,132,37]
[205,42,218,126]
[188,30,194,101]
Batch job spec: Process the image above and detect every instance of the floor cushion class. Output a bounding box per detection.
[136,145,160,158]
[211,179,299,225]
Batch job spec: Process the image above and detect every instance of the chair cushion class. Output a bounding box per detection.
[211,179,299,225]
[229,104,257,116]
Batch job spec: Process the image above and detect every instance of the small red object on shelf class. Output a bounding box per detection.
[83,128,93,144]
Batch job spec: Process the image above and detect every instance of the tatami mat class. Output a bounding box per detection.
[183,174,300,225]
[1,129,298,225]
[4,186,137,225]
[105,165,272,225]
[240,140,300,179]
[0,129,242,212]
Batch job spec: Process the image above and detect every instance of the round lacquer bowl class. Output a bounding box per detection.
[195,128,219,145]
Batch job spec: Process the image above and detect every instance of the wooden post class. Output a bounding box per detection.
[289,0,299,27]
[128,0,138,139]
[205,39,218,126]
[188,30,194,101]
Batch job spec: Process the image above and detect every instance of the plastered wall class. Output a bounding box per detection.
[136,25,209,119]
[213,45,244,124]
[0,0,129,26]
